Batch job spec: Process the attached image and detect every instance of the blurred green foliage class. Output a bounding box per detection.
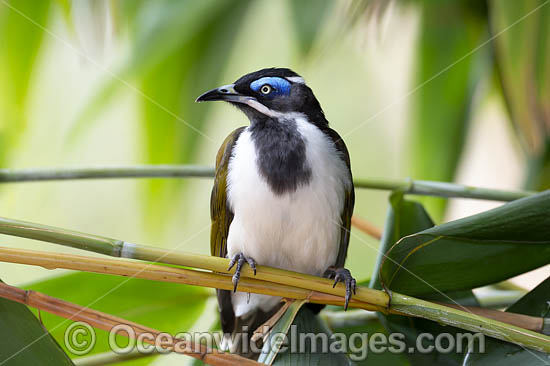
[0,0,51,165]
[0,0,549,365]
[490,0,550,190]
[408,0,488,220]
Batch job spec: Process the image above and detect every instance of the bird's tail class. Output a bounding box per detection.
[218,289,282,359]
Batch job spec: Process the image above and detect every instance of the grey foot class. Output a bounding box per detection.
[228,252,257,292]
[325,266,356,311]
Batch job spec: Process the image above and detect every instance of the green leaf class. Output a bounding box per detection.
[272,307,354,366]
[490,0,550,190]
[326,310,409,366]
[258,300,307,365]
[408,1,489,220]
[380,191,550,296]
[462,275,550,366]
[0,282,74,365]
[373,193,477,365]
[370,192,434,290]
[0,0,50,165]
[287,0,332,55]
[26,272,208,364]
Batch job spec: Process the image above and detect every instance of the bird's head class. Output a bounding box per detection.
[196,68,327,126]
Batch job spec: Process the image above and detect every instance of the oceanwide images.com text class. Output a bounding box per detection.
[65,321,485,361]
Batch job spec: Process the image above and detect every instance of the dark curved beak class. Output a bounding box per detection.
[195,84,250,103]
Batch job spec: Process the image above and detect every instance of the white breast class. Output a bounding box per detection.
[226,118,351,317]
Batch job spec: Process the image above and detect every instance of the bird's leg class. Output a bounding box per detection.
[228,252,257,292]
[324,266,356,311]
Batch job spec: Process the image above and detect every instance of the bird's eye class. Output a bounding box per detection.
[260,84,272,94]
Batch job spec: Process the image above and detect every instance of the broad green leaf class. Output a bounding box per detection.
[287,0,332,55]
[272,307,354,366]
[490,0,550,190]
[0,0,50,165]
[326,310,409,366]
[373,193,477,365]
[408,1,489,220]
[462,275,550,366]
[370,192,434,290]
[380,191,550,296]
[258,300,307,364]
[379,299,479,366]
[0,282,74,365]
[26,272,208,365]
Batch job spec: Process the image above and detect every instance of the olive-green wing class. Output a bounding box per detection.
[210,127,245,258]
[210,127,245,334]
[325,128,355,268]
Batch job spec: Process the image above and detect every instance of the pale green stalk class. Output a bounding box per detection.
[391,293,550,353]
[0,216,389,310]
[0,165,535,201]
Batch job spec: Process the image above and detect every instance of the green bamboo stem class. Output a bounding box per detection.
[0,165,535,201]
[1,246,548,353]
[391,293,550,353]
[0,216,389,310]
[0,165,213,182]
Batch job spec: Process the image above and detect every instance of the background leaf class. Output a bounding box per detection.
[287,0,332,55]
[462,275,550,366]
[68,0,253,231]
[0,0,51,165]
[272,307,353,366]
[0,281,74,365]
[258,300,307,364]
[26,272,208,365]
[137,0,252,229]
[326,309,409,366]
[370,192,434,290]
[490,0,550,191]
[408,0,489,220]
[372,193,478,365]
[380,191,550,296]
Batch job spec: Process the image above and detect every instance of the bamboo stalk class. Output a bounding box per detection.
[0,216,389,310]
[0,282,259,366]
[434,302,543,332]
[0,165,535,201]
[0,165,213,182]
[1,246,549,353]
[0,216,545,332]
[391,293,550,353]
[0,247,386,311]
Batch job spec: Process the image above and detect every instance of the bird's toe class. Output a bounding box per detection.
[324,267,356,311]
[228,252,257,292]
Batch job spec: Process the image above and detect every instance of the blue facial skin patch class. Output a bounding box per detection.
[250,77,291,97]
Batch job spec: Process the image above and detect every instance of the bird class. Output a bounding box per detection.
[196,68,355,354]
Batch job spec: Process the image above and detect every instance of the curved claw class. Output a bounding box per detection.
[228,252,257,292]
[325,267,356,311]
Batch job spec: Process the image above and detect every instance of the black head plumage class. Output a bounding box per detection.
[197,67,329,128]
